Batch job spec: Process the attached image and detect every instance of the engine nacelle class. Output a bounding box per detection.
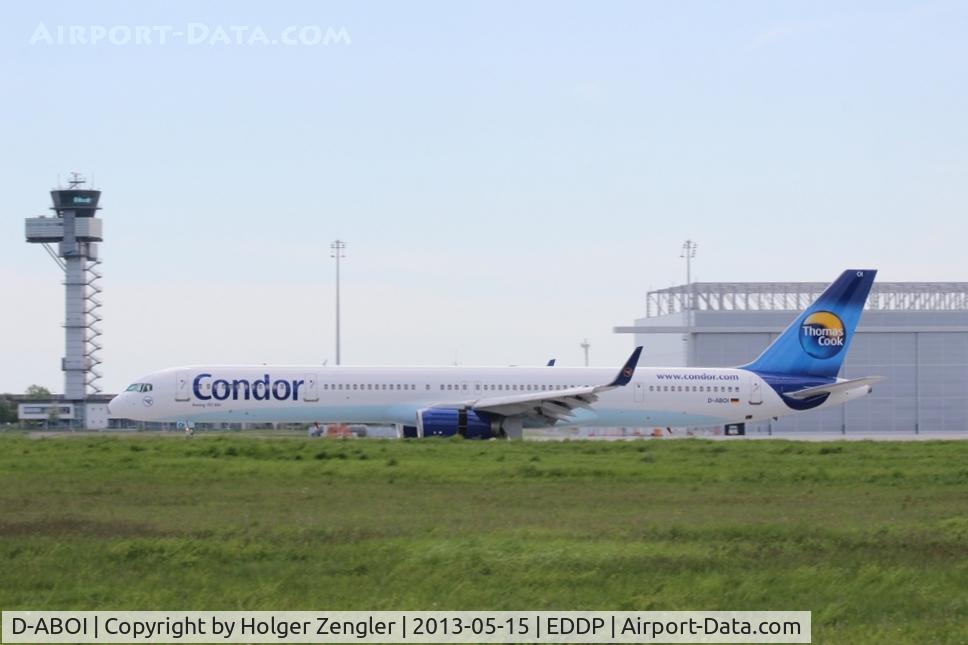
[416,408,501,439]
[400,425,418,438]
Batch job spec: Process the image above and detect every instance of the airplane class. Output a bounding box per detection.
[111,269,881,439]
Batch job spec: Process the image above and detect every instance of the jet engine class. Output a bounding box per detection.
[416,408,503,439]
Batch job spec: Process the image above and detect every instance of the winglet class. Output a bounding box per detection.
[608,346,643,387]
[546,358,556,367]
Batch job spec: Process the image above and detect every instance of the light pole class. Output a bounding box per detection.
[680,239,698,310]
[680,239,698,366]
[331,240,346,365]
[580,338,590,367]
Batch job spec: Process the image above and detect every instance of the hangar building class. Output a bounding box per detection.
[615,281,968,434]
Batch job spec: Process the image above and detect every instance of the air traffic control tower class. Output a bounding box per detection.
[25,174,105,423]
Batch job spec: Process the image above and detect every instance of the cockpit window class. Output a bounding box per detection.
[126,383,153,392]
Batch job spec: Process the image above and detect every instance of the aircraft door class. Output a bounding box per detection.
[175,372,191,401]
[303,373,319,402]
[634,381,644,403]
[749,376,763,405]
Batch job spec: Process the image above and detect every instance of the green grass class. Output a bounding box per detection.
[1,435,966,643]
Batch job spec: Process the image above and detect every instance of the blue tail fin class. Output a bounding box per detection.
[741,269,876,378]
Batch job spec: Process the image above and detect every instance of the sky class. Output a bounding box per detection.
[1,1,966,393]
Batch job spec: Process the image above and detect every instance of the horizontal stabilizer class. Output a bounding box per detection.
[786,376,884,400]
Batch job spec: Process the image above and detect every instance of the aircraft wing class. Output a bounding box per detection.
[786,376,884,400]
[440,347,641,424]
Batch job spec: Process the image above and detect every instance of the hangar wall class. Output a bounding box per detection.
[616,282,968,434]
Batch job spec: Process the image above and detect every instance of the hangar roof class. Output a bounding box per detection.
[645,282,968,318]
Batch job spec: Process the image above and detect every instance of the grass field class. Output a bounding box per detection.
[1,433,966,643]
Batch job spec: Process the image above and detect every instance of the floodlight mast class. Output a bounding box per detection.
[680,239,698,311]
[330,240,346,365]
[680,239,699,365]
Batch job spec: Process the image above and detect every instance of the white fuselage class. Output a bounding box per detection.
[110,365,872,430]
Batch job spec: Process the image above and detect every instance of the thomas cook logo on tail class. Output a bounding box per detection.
[799,311,846,359]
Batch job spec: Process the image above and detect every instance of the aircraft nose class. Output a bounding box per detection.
[108,394,122,415]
